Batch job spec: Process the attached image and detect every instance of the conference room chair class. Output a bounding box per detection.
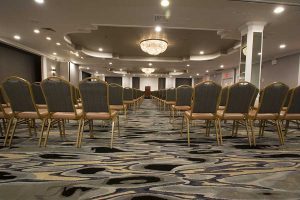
[79,78,119,148]
[165,88,176,118]
[160,89,167,110]
[2,77,48,147]
[181,81,222,146]
[172,85,193,123]
[282,89,293,111]
[40,76,82,147]
[217,81,257,146]
[32,82,47,109]
[0,87,10,136]
[109,83,127,119]
[123,87,135,111]
[280,85,300,135]
[249,82,289,146]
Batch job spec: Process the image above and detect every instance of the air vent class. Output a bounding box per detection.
[41,27,56,33]
[154,15,168,23]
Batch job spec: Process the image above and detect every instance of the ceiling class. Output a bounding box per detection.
[0,0,300,77]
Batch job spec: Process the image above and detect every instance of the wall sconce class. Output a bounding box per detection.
[51,66,56,76]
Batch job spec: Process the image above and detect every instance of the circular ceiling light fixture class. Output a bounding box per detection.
[140,39,168,56]
[273,6,285,14]
[141,68,155,74]
[98,48,103,52]
[155,26,162,32]
[34,29,40,34]
[14,35,21,40]
[279,44,286,49]
[161,0,170,7]
[200,51,204,55]
[35,0,44,4]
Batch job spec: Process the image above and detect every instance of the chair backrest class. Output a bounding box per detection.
[225,81,257,113]
[192,81,222,113]
[79,78,109,113]
[0,86,8,105]
[123,87,133,101]
[250,87,259,107]
[109,83,123,105]
[219,86,229,106]
[133,89,138,99]
[258,82,289,114]
[166,88,175,101]
[175,85,193,106]
[2,77,36,112]
[287,86,300,114]
[161,89,166,100]
[32,82,46,105]
[41,77,75,113]
[284,89,293,107]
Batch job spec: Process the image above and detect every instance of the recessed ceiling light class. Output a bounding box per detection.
[98,48,103,51]
[279,44,286,49]
[220,65,224,68]
[161,0,170,7]
[34,0,44,4]
[174,69,176,72]
[200,51,204,55]
[187,64,190,67]
[86,67,90,70]
[123,74,126,77]
[149,63,152,66]
[13,35,21,40]
[109,62,112,65]
[81,57,84,59]
[96,71,98,74]
[53,52,57,55]
[196,73,199,76]
[33,29,40,34]
[120,68,123,71]
[274,6,285,14]
[46,36,51,41]
[155,26,162,32]
[189,76,192,78]
[206,70,209,73]
[56,42,61,46]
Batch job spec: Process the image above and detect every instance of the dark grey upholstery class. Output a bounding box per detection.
[192,81,221,113]
[133,89,138,100]
[176,85,193,106]
[284,89,293,107]
[287,86,300,114]
[0,87,7,104]
[32,82,46,104]
[258,82,289,114]
[225,82,257,113]
[79,79,109,113]
[109,83,123,105]
[41,78,74,112]
[250,88,259,107]
[162,90,166,100]
[219,86,229,106]
[2,77,35,112]
[166,88,175,101]
[124,88,133,101]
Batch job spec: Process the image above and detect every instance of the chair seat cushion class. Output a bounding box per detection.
[217,110,245,120]
[280,111,300,120]
[37,104,47,109]
[110,105,126,111]
[248,110,279,120]
[51,109,82,120]
[17,109,48,119]
[172,105,191,111]
[185,111,215,120]
[0,107,13,118]
[124,100,134,104]
[85,111,117,120]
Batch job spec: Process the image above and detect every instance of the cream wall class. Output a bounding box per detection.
[122,76,132,88]
[139,77,158,90]
[69,62,79,86]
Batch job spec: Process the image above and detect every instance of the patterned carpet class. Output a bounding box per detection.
[0,99,300,200]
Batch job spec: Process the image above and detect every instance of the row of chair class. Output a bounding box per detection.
[152,81,300,146]
[0,76,144,148]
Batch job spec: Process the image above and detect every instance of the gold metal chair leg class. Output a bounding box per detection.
[38,118,46,147]
[58,120,63,139]
[76,119,83,148]
[78,119,84,148]
[245,119,252,146]
[249,119,256,146]
[117,115,120,137]
[232,120,236,137]
[187,117,190,146]
[275,120,283,145]
[277,120,285,145]
[8,119,18,147]
[218,119,223,145]
[3,118,13,146]
[284,120,289,136]
[43,119,53,147]
[27,119,32,137]
[180,115,184,136]
[261,120,265,137]
[214,119,220,145]
[110,119,115,149]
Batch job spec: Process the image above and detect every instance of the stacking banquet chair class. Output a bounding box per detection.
[280,85,300,135]
[282,89,293,111]
[123,87,135,111]
[165,88,176,118]
[160,89,167,110]
[217,81,257,146]
[2,77,48,147]
[182,81,222,146]
[40,77,82,147]
[172,85,193,123]
[133,89,139,110]
[0,87,10,136]
[249,82,289,146]
[79,78,119,148]
[218,86,229,110]
[32,82,47,109]
[109,83,127,119]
